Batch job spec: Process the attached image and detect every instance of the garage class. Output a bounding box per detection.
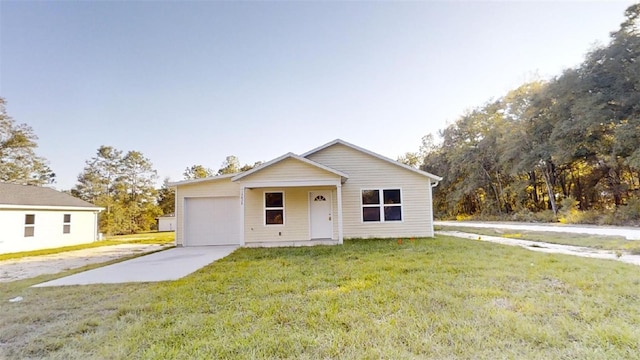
[184,197,241,246]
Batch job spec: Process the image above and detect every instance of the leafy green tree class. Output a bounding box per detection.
[239,161,262,172]
[72,146,122,203]
[397,152,421,168]
[72,146,124,234]
[183,164,215,179]
[120,151,160,233]
[157,177,175,215]
[0,97,55,185]
[499,81,561,214]
[217,155,241,175]
[72,146,161,235]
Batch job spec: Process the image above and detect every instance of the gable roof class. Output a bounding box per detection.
[0,183,101,209]
[168,173,238,187]
[301,139,443,182]
[231,152,349,182]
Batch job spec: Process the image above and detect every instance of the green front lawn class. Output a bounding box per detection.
[1,236,639,359]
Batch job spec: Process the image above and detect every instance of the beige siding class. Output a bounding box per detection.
[175,178,241,246]
[307,143,435,238]
[238,157,341,183]
[244,186,338,243]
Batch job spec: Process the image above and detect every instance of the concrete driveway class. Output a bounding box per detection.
[33,246,238,287]
[1,244,171,282]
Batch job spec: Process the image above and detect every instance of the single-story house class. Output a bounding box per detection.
[0,183,103,254]
[156,213,176,232]
[170,139,442,247]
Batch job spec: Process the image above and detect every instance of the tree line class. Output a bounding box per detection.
[413,4,640,224]
[1,99,257,234]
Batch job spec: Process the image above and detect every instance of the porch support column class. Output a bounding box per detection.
[336,182,344,244]
[240,185,246,246]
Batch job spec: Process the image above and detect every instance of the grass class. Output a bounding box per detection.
[2,236,640,359]
[435,225,640,254]
[0,232,175,261]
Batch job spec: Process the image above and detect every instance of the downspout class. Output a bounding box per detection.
[94,209,101,242]
[337,182,343,244]
[173,186,179,246]
[240,185,246,247]
[428,180,438,237]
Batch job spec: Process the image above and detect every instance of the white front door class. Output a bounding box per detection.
[310,191,333,239]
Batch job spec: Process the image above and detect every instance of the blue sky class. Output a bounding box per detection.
[1,1,635,190]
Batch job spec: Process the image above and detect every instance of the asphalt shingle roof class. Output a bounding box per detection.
[0,183,100,208]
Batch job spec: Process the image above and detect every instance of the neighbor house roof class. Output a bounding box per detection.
[301,139,443,182]
[0,183,102,209]
[231,152,349,183]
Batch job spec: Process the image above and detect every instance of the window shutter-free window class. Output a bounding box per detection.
[24,214,35,237]
[265,192,284,225]
[361,189,402,222]
[63,214,71,234]
[383,189,402,221]
[362,190,381,222]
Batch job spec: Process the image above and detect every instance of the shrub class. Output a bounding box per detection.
[558,197,580,223]
[615,197,640,224]
[510,208,535,222]
[533,210,558,223]
[570,210,602,224]
[455,214,473,221]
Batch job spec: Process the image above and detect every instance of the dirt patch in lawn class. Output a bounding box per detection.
[0,244,172,282]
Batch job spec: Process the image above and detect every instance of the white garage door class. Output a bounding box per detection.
[184,197,241,246]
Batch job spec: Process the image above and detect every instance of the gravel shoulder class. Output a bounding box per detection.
[0,244,173,282]
[438,230,640,266]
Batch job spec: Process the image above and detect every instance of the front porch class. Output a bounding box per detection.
[239,183,344,246]
[230,152,350,247]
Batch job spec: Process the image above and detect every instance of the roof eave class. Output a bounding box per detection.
[168,173,238,187]
[0,204,104,211]
[232,153,349,182]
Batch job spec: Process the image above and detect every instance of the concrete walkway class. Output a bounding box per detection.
[438,231,640,266]
[435,221,640,240]
[33,246,238,287]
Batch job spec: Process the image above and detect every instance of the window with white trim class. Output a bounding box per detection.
[362,189,402,222]
[24,214,35,237]
[265,192,284,225]
[63,214,71,234]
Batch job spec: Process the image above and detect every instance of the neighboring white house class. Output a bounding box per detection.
[0,183,103,254]
[156,214,176,232]
[170,139,442,248]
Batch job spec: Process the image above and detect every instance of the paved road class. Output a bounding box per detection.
[435,221,640,240]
